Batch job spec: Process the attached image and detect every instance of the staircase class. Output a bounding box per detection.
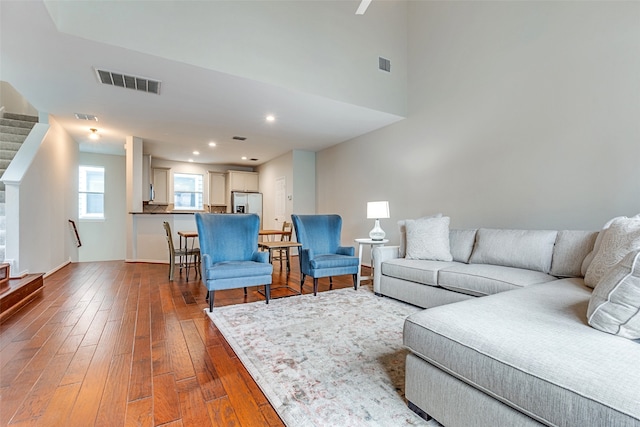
[0,112,38,262]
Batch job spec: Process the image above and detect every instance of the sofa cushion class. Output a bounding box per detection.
[449,229,477,263]
[584,217,640,288]
[405,216,453,261]
[404,279,640,427]
[381,258,457,287]
[550,230,598,278]
[398,213,442,258]
[587,249,640,339]
[437,263,556,296]
[468,228,557,273]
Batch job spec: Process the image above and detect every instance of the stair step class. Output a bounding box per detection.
[0,149,19,160]
[0,133,28,144]
[2,113,38,123]
[0,141,23,151]
[0,118,37,129]
[0,125,31,136]
[0,160,10,171]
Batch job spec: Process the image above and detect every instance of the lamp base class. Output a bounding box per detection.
[369,219,386,241]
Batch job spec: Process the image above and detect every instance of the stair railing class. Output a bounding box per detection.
[68,220,82,248]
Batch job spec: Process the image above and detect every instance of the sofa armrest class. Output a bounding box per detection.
[372,245,400,294]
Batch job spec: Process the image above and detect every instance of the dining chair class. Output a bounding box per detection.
[272,220,293,267]
[163,221,200,281]
[195,213,273,311]
[291,214,359,296]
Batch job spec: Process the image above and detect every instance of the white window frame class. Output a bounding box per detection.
[173,173,204,210]
[79,165,105,220]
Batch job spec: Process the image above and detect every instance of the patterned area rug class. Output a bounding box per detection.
[207,286,441,426]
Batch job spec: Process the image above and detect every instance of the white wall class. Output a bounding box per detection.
[0,81,38,116]
[78,152,127,262]
[317,1,640,257]
[14,116,77,274]
[257,151,293,230]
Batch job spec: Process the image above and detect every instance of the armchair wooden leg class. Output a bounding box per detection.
[244,287,247,296]
[265,284,270,304]
[313,278,319,296]
[329,277,333,290]
[353,274,358,290]
[208,290,215,312]
[300,274,306,291]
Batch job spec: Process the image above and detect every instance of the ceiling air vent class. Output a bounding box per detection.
[75,113,98,121]
[94,68,161,95]
[378,57,391,73]
[232,136,247,141]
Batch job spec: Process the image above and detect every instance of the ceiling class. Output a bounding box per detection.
[0,0,406,167]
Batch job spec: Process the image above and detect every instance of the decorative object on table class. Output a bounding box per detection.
[367,201,390,241]
[291,214,359,295]
[162,222,200,281]
[207,286,439,427]
[195,213,273,311]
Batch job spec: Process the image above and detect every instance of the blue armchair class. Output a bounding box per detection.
[291,214,359,296]
[195,213,273,311]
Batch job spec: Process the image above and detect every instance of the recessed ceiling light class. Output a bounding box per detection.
[188,159,194,162]
[241,156,247,160]
[208,141,216,147]
[193,151,200,155]
[266,114,275,122]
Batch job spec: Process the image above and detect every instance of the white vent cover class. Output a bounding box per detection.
[94,68,161,95]
[74,113,98,121]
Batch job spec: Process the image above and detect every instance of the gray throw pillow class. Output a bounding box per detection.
[587,249,640,340]
[398,213,442,258]
[584,218,640,288]
[404,216,453,262]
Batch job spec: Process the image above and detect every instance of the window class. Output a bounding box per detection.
[173,173,203,210]
[79,166,105,219]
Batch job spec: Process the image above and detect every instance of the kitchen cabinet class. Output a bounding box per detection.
[226,171,258,212]
[226,171,258,192]
[208,171,226,206]
[152,167,170,205]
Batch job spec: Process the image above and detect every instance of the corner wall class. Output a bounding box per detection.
[15,116,78,274]
[317,1,640,252]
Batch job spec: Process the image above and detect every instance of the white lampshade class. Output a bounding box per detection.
[367,201,390,219]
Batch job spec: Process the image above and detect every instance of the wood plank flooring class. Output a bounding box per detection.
[0,258,363,426]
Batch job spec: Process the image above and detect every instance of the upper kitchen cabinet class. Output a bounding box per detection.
[226,171,258,192]
[208,172,226,206]
[152,167,170,205]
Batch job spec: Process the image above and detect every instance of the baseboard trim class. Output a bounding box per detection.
[44,260,71,278]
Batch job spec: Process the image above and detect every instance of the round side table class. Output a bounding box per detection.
[354,238,389,288]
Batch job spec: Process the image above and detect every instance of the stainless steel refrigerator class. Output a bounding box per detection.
[231,192,263,223]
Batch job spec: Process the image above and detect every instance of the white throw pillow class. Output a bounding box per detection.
[581,213,640,276]
[404,216,453,261]
[398,213,443,258]
[584,217,640,288]
[587,249,640,339]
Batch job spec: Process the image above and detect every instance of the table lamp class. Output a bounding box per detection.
[367,201,390,241]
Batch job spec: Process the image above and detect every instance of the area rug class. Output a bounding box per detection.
[207,286,441,426]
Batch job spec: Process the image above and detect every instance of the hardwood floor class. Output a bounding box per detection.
[0,258,362,426]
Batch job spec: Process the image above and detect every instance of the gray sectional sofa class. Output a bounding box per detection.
[372,225,640,427]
